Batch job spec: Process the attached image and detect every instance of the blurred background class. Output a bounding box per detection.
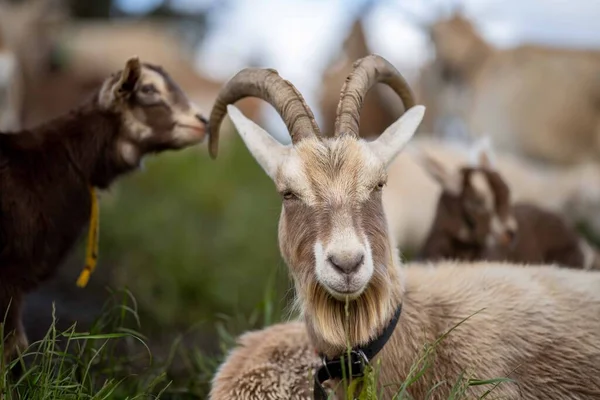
[1,0,600,396]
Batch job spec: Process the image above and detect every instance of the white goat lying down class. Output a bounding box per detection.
[384,137,600,253]
[207,55,600,399]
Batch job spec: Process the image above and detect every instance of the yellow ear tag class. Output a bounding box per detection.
[77,187,99,288]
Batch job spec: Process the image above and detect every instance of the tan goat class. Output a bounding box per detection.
[421,14,600,164]
[208,55,600,399]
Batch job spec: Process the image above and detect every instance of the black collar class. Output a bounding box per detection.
[313,303,403,399]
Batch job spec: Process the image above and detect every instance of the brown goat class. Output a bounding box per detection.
[418,144,599,269]
[208,55,600,399]
[0,57,207,362]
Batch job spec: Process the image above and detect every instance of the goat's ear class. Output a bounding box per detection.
[368,105,425,166]
[115,57,142,96]
[469,136,495,169]
[226,105,289,180]
[418,152,462,195]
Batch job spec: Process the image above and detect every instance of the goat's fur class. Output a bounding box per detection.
[210,321,320,400]
[418,147,600,269]
[212,263,600,399]
[0,57,207,362]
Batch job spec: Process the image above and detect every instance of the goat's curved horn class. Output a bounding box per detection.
[208,68,320,159]
[334,54,415,138]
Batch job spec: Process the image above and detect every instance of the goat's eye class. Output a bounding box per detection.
[282,191,297,201]
[374,182,385,191]
[140,84,158,95]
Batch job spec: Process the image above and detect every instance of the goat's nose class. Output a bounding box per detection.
[328,252,364,274]
[196,114,208,125]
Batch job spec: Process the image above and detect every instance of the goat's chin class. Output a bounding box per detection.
[317,273,370,301]
[323,285,365,301]
[303,268,399,355]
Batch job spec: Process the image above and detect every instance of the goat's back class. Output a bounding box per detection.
[506,203,584,267]
[383,262,600,399]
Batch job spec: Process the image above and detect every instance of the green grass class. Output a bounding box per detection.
[0,289,511,400]
[2,290,184,399]
[94,131,291,334]
[327,305,512,400]
[2,289,256,399]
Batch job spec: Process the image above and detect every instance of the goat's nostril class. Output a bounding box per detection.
[328,253,365,274]
[196,114,208,125]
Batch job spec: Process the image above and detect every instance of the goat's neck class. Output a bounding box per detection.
[303,240,405,359]
[2,98,131,189]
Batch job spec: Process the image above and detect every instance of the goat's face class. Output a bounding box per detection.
[276,136,388,301]
[98,57,207,164]
[460,167,517,247]
[225,104,425,304]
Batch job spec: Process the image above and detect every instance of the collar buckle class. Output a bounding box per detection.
[321,349,368,379]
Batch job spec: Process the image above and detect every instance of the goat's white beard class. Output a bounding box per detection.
[298,237,404,357]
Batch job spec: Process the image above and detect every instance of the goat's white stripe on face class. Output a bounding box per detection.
[470,171,494,211]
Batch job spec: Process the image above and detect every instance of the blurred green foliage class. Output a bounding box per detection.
[98,130,291,331]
